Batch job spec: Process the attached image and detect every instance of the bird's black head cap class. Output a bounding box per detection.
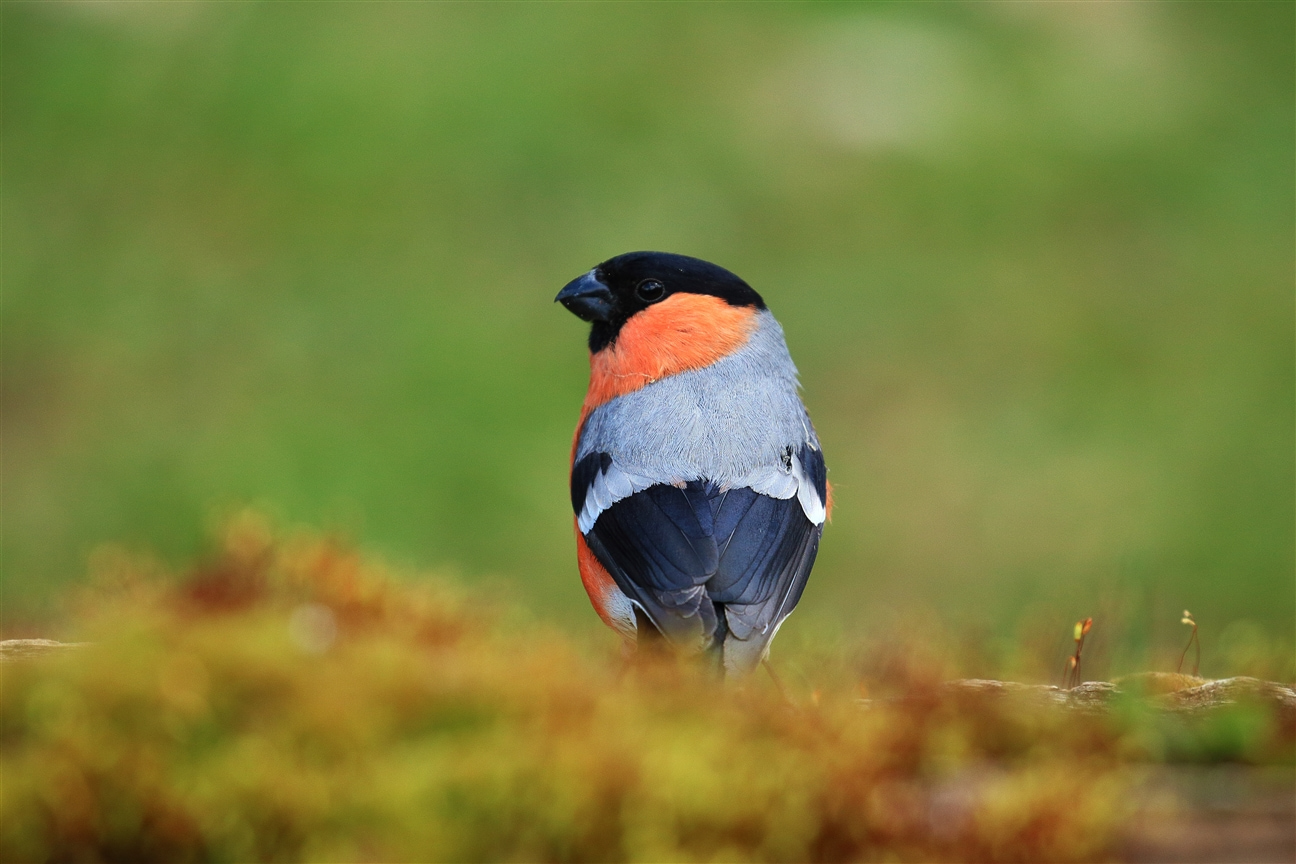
[556,251,765,353]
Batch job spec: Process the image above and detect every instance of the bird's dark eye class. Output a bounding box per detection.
[635,279,666,303]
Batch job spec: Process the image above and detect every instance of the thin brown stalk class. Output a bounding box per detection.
[1177,611,1200,676]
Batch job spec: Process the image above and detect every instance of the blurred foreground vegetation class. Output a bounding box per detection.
[3,516,1292,863]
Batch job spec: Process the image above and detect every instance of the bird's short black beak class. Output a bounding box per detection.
[555,270,615,322]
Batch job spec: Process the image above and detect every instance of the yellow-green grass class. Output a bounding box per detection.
[4,2,1293,665]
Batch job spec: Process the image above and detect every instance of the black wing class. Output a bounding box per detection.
[574,448,823,667]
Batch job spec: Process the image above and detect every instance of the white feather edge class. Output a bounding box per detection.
[577,465,656,533]
[791,452,827,526]
[576,457,826,534]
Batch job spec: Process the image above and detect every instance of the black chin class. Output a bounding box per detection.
[588,321,618,353]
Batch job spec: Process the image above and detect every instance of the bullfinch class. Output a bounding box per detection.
[556,252,828,677]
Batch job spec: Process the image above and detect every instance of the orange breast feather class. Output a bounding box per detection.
[582,293,757,416]
[573,523,627,633]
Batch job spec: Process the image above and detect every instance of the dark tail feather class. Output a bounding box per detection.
[707,601,728,676]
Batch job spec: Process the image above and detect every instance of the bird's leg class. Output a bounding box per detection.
[616,614,675,683]
[762,659,794,706]
[613,638,637,684]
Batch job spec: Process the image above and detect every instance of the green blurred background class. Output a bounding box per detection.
[3,1,1292,678]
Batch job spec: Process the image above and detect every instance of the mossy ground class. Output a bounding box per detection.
[4,516,1289,862]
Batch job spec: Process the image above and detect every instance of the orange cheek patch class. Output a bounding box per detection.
[582,294,757,414]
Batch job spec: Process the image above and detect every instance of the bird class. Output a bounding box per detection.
[556,251,828,677]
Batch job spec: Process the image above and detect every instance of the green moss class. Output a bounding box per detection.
[1,518,1161,862]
